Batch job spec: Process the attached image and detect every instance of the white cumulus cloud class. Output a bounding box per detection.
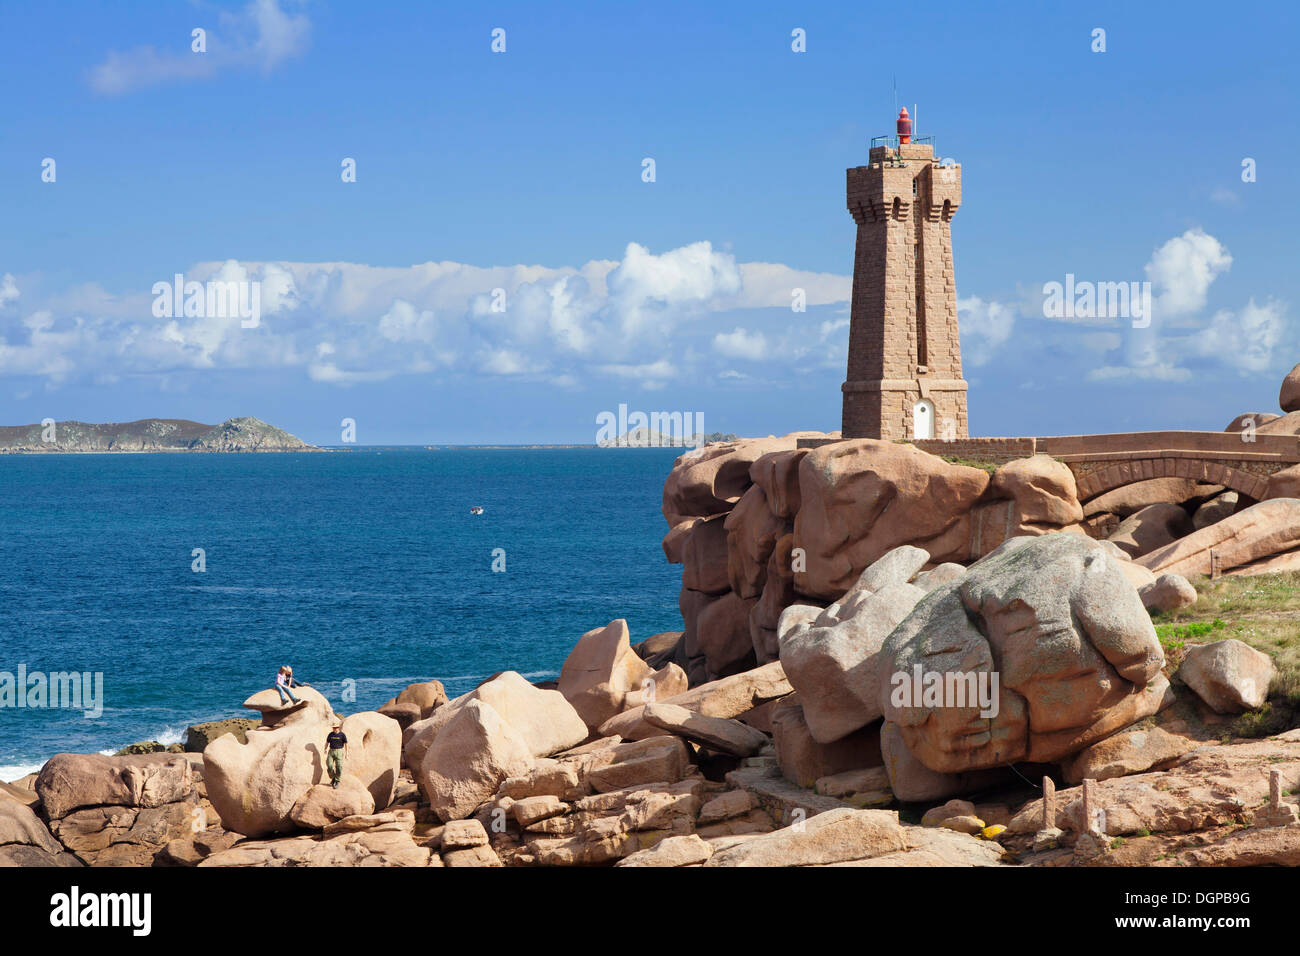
[958,295,1016,366]
[1146,228,1233,318]
[713,327,769,360]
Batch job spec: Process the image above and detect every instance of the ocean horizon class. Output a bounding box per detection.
[0,446,685,779]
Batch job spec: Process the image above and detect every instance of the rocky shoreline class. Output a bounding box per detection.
[10,363,1300,866]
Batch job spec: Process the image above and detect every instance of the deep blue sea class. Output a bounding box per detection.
[0,448,683,779]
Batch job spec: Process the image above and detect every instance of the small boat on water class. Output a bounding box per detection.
[470,506,484,515]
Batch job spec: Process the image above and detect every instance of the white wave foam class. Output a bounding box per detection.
[1,763,44,782]
[152,725,186,746]
[326,670,558,690]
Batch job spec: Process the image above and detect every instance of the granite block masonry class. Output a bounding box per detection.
[842,109,968,441]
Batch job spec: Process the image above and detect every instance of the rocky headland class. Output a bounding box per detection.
[0,416,318,453]
[8,367,1300,868]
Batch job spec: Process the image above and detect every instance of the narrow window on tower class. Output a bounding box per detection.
[916,236,927,366]
[917,295,927,366]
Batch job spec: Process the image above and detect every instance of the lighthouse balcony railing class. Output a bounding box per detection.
[870,134,936,151]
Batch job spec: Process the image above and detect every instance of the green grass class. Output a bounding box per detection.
[1151,571,1300,714]
[1156,618,1226,653]
[938,456,1000,474]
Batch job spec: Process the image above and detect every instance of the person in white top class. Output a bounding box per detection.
[275,665,300,705]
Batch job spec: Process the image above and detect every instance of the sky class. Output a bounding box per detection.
[0,0,1297,445]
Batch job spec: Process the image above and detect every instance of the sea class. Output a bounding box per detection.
[0,447,685,780]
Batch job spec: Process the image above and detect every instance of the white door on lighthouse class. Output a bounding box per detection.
[913,399,935,439]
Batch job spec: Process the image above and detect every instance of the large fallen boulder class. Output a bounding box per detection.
[241,685,335,727]
[725,485,788,599]
[205,692,396,838]
[1179,640,1274,713]
[1061,726,1197,784]
[879,533,1168,774]
[418,699,535,821]
[396,680,448,715]
[289,777,375,830]
[749,448,807,520]
[749,534,800,664]
[879,721,1008,802]
[1108,503,1194,558]
[1137,498,1300,577]
[1083,478,1222,518]
[1264,463,1300,501]
[778,547,928,743]
[793,440,990,600]
[632,631,683,667]
[337,712,402,810]
[379,680,448,728]
[642,702,769,757]
[1193,491,1239,530]
[35,753,193,821]
[0,800,82,867]
[405,671,588,771]
[558,619,686,731]
[681,513,731,595]
[686,590,759,680]
[968,456,1085,558]
[598,661,793,740]
[204,718,329,838]
[662,435,825,526]
[1139,573,1198,613]
[770,697,883,787]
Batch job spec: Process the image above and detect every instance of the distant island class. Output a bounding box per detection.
[0,417,319,453]
[597,429,738,448]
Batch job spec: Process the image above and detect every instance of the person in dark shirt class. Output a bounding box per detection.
[325,721,348,789]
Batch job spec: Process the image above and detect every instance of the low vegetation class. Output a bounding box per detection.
[1150,571,1300,731]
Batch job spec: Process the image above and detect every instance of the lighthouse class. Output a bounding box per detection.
[841,109,967,441]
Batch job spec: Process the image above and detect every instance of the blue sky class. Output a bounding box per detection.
[1,0,1297,444]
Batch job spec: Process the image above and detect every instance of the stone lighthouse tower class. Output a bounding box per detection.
[841,108,967,440]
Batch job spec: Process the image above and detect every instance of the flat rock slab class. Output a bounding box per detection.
[724,766,851,827]
[704,807,908,867]
[823,826,1005,867]
[242,692,310,714]
[598,661,793,740]
[642,702,769,757]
